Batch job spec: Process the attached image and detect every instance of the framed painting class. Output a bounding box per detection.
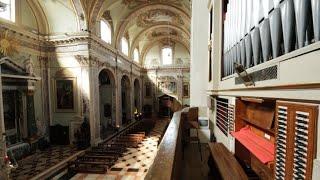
[183,83,189,98]
[54,78,76,112]
[145,82,152,98]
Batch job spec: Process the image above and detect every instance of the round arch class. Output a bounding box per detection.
[98,68,116,139]
[114,4,191,49]
[141,38,190,65]
[129,24,190,59]
[120,75,131,126]
[133,78,141,112]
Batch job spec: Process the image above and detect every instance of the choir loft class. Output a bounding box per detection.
[0,0,319,179]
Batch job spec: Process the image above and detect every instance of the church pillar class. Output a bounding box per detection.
[114,55,120,128]
[177,72,184,105]
[0,67,6,175]
[88,59,101,144]
[130,75,134,121]
[39,57,50,139]
[76,55,99,145]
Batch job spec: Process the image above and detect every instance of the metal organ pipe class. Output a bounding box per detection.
[251,0,262,66]
[293,0,312,48]
[280,0,296,53]
[311,0,320,41]
[270,0,283,58]
[260,0,273,62]
[222,0,318,78]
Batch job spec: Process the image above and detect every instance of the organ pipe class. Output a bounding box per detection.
[222,0,319,77]
[293,0,311,48]
[260,0,273,62]
[311,0,320,42]
[270,5,283,58]
[245,35,253,68]
[280,0,295,53]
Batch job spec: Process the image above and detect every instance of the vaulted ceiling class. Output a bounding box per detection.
[16,0,191,63]
[96,0,191,60]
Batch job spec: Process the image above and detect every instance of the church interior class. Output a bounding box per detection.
[0,0,319,179]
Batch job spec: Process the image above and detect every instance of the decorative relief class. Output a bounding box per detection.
[122,0,183,9]
[160,39,176,47]
[147,28,178,40]
[137,9,184,28]
[157,76,177,94]
[24,55,34,76]
[0,30,19,57]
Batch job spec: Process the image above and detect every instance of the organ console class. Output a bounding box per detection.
[232,98,318,180]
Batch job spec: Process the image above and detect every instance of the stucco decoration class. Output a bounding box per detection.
[147,28,178,40]
[24,56,34,76]
[137,9,184,28]
[0,31,19,57]
[122,0,184,9]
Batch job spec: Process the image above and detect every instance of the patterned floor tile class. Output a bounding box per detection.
[71,118,169,180]
[10,146,79,180]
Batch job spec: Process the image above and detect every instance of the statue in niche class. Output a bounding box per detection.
[176,58,184,65]
[104,103,112,118]
[24,55,34,76]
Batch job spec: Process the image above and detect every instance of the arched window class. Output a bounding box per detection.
[121,37,129,56]
[133,48,139,62]
[0,0,15,22]
[162,47,173,65]
[100,20,111,44]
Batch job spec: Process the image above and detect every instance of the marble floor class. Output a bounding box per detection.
[10,145,80,180]
[71,118,169,180]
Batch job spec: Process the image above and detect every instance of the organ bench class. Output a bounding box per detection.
[208,142,248,180]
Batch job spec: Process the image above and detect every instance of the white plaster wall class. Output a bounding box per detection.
[20,0,38,30]
[145,46,161,66]
[38,0,78,33]
[190,0,209,107]
[144,43,190,67]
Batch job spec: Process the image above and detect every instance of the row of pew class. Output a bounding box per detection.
[68,120,155,174]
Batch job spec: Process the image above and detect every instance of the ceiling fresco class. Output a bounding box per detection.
[136,9,185,27]
[122,0,190,10]
[146,28,179,40]
[18,0,191,64]
[97,0,191,62]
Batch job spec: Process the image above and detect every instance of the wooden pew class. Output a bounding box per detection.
[208,142,248,180]
[69,120,150,174]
